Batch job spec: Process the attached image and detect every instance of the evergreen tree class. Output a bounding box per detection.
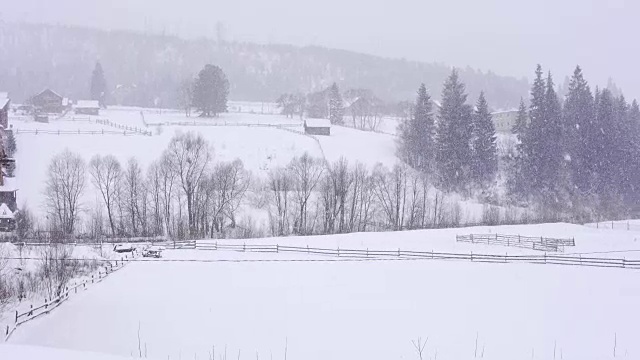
[512,98,528,137]
[90,62,108,108]
[397,84,435,172]
[470,91,497,185]
[193,64,230,117]
[540,72,564,196]
[435,69,473,190]
[522,65,546,192]
[328,83,345,124]
[563,65,595,194]
[594,89,617,200]
[508,98,529,196]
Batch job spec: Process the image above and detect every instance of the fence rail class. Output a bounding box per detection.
[95,118,152,136]
[3,254,136,341]
[456,234,575,253]
[14,129,148,136]
[162,240,638,270]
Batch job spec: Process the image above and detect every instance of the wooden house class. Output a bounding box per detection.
[304,119,331,136]
[32,89,64,114]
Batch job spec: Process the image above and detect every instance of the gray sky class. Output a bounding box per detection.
[3,0,639,99]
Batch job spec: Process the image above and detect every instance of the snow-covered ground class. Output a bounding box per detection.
[1,223,639,359]
[213,222,640,259]
[4,242,639,360]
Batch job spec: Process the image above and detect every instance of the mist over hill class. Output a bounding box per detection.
[0,21,529,109]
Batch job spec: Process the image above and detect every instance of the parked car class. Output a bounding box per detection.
[143,247,162,258]
[113,244,135,253]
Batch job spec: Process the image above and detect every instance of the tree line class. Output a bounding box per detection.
[31,135,540,242]
[397,65,640,221]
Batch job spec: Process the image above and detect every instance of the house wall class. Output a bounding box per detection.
[305,127,331,136]
[75,108,99,116]
[0,105,8,129]
[33,91,64,113]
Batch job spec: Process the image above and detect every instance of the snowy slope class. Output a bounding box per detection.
[13,107,400,216]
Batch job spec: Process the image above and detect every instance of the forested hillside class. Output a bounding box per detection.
[0,21,529,108]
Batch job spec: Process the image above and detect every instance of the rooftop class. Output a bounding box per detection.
[305,118,332,128]
[75,100,100,109]
[0,176,18,192]
[0,203,14,219]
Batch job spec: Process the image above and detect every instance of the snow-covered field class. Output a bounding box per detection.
[12,107,400,217]
[2,223,640,360]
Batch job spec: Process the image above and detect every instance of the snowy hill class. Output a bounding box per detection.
[0,22,529,108]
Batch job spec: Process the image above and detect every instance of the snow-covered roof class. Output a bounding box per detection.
[36,88,63,99]
[0,98,9,109]
[305,119,332,128]
[491,109,519,115]
[76,100,100,109]
[0,177,18,192]
[0,203,14,219]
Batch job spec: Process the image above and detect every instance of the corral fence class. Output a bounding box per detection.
[163,240,639,270]
[95,118,152,136]
[456,234,575,253]
[3,253,137,341]
[14,129,149,136]
[585,221,640,232]
[144,120,300,129]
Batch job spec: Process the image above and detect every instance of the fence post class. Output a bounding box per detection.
[6,325,8,336]
[44,299,48,310]
[623,258,626,269]
[337,247,340,257]
[15,310,18,323]
[471,234,474,243]
[544,253,547,264]
[471,251,473,261]
[398,248,401,257]
[243,243,246,252]
[29,304,33,316]
[276,244,279,253]
[307,245,309,254]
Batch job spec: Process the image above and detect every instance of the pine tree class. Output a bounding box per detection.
[470,91,497,185]
[522,65,546,193]
[563,65,595,194]
[328,83,345,124]
[90,62,107,108]
[397,84,435,172]
[540,72,564,196]
[508,98,529,196]
[512,98,528,137]
[594,89,617,201]
[193,64,230,117]
[435,69,473,190]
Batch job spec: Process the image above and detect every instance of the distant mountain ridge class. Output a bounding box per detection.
[0,21,529,109]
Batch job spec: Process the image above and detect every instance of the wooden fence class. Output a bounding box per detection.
[456,234,575,253]
[3,254,136,341]
[163,240,638,270]
[14,129,148,136]
[95,118,152,136]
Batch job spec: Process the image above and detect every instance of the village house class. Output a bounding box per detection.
[491,109,523,133]
[75,100,100,115]
[0,96,9,129]
[304,118,331,136]
[31,88,65,114]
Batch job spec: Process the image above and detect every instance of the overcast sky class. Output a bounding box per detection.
[2,0,638,99]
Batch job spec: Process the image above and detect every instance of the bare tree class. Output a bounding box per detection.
[44,150,86,236]
[146,161,164,237]
[289,154,324,235]
[122,158,145,236]
[372,163,409,231]
[158,153,176,238]
[267,168,292,236]
[89,154,121,236]
[164,132,211,237]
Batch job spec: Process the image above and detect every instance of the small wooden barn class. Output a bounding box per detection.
[75,100,100,115]
[304,119,331,136]
[31,89,64,114]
